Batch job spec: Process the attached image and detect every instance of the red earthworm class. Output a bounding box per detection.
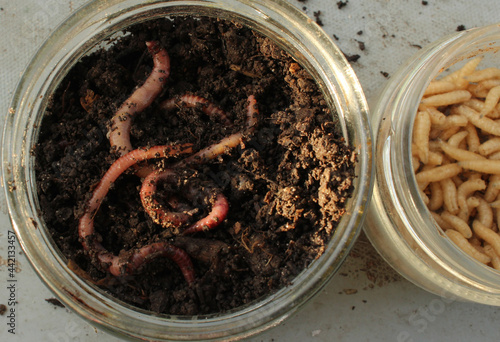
[78,144,194,283]
[139,95,258,233]
[176,133,245,166]
[134,93,254,176]
[160,94,232,126]
[140,169,230,234]
[79,144,191,239]
[129,242,194,284]
[175,95,259,167]
[93,241,194,284]
[181,193,229,235]
[246,94,258,130]
[139,169,192,231]
[108,41,170,156]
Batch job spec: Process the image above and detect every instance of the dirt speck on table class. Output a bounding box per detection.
[45,298,65,308]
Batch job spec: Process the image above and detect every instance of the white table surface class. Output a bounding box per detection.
[1,1,499,341]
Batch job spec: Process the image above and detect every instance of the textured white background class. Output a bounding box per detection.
[0,1,499,341]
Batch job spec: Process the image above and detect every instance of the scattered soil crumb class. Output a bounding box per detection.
[343,288,358,295]
[457,24,466,31]
[0,304,6,315]
[380,71,390,78]
[313,11,324,26]
[337,1,348,9]
[45,298,65,308]
[356,40,365,51]
[422,1,428,5]
[345,53,361,63]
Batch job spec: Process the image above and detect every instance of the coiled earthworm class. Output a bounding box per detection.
[160,94,232,126]
[139,95,258,233]
[139,169,193,231]
[140,169,230,235]
[78,144,194,283]
[108,41,170,157]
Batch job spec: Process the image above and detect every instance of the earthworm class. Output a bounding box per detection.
[181,193,229,234]
[78,144,194,282]
[140,95,258,233]
[160,94,232,126]
[108,41,170,156]
[176,95,258,167]
[140,168,230,234]
[139,169,193,231]
[92,240,195,284]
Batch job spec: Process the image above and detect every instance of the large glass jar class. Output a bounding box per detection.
[2,0,372,340]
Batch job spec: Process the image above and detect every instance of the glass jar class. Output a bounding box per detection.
[2,0,372,340]
[365,23,500,305]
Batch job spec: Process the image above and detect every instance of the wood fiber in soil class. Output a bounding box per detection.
[34,16,356,315]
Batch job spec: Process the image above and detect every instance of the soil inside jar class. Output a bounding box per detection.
[34,16,356,315]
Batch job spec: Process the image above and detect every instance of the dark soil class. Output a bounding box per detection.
[34,16,356,315]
